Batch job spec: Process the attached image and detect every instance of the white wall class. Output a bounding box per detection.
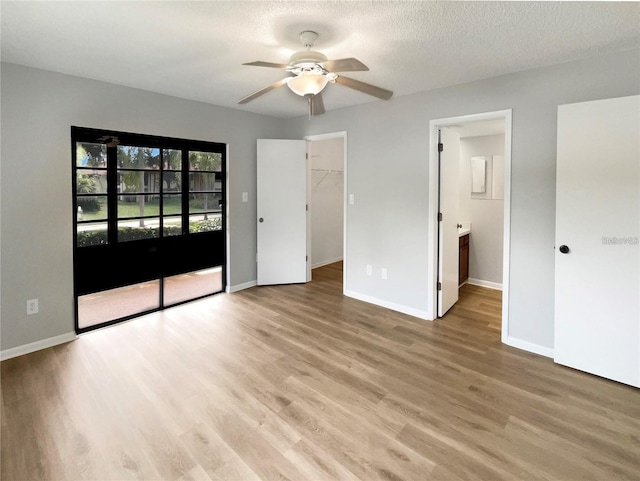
[284,49,640,353]
[0,63,284,352]
[310,138,344,268]
[459,134,504,286]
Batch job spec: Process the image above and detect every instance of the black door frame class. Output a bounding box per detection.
[72,126,227,334]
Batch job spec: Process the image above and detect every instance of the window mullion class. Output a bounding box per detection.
[106,144,118,245]
[182,150,189,235]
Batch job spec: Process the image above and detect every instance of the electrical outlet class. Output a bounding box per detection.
[349,194,355,205]
[381,268,388,280]
[26,299,39,315]
[366,264,372,276]
[242,192,248,202]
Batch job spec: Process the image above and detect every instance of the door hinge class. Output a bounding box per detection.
[256,252,258,263]
[306,204,308,211]
[438,142,444,152]
[306,152,309,160]
[438,212,443,221]
[437,282,442,291]
[306,255,308,262]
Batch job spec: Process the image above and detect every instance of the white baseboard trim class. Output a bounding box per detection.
[504,335,554,359]
[468,278,503,290]
[226,280,257,293]
[344,290,433,321]
[312,257,343,269]
[1,332,77,361]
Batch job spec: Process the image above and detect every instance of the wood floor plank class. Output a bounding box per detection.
[2,263,639,480]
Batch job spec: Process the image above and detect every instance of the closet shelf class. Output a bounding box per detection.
[312,169,344,188]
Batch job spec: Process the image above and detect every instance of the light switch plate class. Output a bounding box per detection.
[349,194,355,205]
[242,192,248,202]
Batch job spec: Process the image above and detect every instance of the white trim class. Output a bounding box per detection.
[504,336,554,359]
[428,110,513,343]
[468,278,503,291]
[226,280,257,293]
[345,290,432,321]
[501,110,513,344]
[312,256,343,269]
[304,131,348,295]
[1,332,77,361]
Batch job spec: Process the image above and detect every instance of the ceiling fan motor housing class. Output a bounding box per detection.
[289,50,327,69]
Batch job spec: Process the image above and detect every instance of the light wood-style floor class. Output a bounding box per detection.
[2,262,639,480]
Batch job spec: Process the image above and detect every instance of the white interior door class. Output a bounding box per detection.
[257,139,308,286]
[555,95,640,388]
[438,128,461,317]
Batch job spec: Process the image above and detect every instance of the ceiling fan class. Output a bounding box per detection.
[238,31,393,116]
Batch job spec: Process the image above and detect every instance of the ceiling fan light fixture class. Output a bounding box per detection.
[287,72,329,96]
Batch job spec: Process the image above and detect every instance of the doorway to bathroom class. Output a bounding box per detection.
[428,110,512,342]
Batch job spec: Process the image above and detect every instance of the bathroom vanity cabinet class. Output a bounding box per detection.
[459,234,469,285]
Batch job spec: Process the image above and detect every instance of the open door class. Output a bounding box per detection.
[554,95,639,387]
[438,128,461,316]
[257,139,308,285]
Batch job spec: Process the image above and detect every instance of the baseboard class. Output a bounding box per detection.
[226,280,257,293]
[1,332,77,361]
[468,278,503,290]
[312,257,343,269]
[344,290,433,321]
[503,335,554,359]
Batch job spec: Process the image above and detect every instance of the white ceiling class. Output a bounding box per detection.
[2,1,639,119]
[449,119,505,139]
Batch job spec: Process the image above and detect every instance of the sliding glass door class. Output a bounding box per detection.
[72,127,226,333]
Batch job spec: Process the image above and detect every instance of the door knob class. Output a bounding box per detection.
[559,245,570,254]
[259,218,264,223]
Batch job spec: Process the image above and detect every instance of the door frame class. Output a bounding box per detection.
[304,131,348,293]
[427,110,512,343]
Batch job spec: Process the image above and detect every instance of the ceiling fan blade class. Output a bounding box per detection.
[311,92,325,116]
[237,78,290,104]
[321,58,369,72]
[334,75,393,100]
[242,61,290,69]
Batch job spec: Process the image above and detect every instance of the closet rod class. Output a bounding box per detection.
[311,168,343,173]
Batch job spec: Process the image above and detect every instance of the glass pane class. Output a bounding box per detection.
[189,172,218,192]
[163,216,182,236]
[163,267,222,305]
[163,149,182,171]
[77,280,160,329]
[77,196,107,221]
[117,196,160,218]
[162,194,182,216]
[117,170,160,194]
[76,170,107,194]
[189,213,222,233]
[76,142,107,168]
[189,151,222,172]
[118,218,161,242]
[117,145,161,170]
[163,171,182,193]
[77,221,108,247]
[189,193,222,213]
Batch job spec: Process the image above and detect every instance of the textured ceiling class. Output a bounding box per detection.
[2,1,639,119]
